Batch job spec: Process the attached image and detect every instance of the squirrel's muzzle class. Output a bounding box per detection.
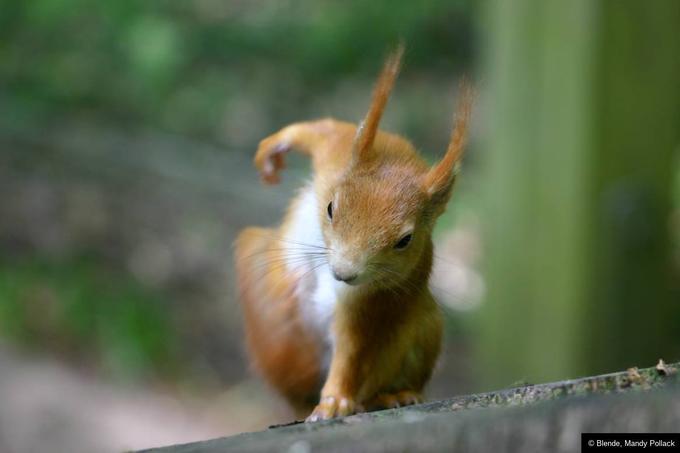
[332,269,358,283]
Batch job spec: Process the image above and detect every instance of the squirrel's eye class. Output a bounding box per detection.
[327,201,333,220]
[394,233,412,250]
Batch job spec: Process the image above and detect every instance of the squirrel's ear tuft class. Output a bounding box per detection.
[353,43,404,161]
[423,79,474,215]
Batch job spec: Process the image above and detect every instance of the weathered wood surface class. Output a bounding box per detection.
[140,361,679,452]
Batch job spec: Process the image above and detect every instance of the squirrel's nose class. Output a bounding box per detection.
[332,270,358,283]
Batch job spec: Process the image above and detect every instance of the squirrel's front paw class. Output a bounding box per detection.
[254,139,289,185]
[366,390,423,410]
[306,395,362,422]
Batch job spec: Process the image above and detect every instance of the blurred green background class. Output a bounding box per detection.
[0,0,678,451]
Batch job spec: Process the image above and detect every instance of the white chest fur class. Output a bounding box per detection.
[283,185,345,345]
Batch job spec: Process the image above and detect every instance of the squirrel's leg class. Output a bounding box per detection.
[306,296,441,421]
[306,316,403,422]
[254,119,355,184]
[306,342,364,422]
[307,350,421,421]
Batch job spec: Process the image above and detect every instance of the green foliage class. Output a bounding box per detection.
[0,257,180,380]
[0,0,473,137]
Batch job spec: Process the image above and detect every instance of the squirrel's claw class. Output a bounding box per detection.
[365,390,423,411]
[306,395,361,422]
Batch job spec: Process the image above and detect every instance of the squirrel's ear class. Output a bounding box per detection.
[423,79,474,215]
[352,44,404,162]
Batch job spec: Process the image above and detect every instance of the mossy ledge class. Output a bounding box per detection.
[139,360,679,452]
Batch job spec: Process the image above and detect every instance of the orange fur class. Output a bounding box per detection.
[234,227,322,416]
[235,47,473,421]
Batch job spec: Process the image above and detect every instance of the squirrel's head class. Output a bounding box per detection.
[319,45,473,288]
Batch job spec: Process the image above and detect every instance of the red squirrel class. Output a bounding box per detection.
[235,45,473,422]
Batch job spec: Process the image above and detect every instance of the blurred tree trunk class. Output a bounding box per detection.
[478,0,680,388]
